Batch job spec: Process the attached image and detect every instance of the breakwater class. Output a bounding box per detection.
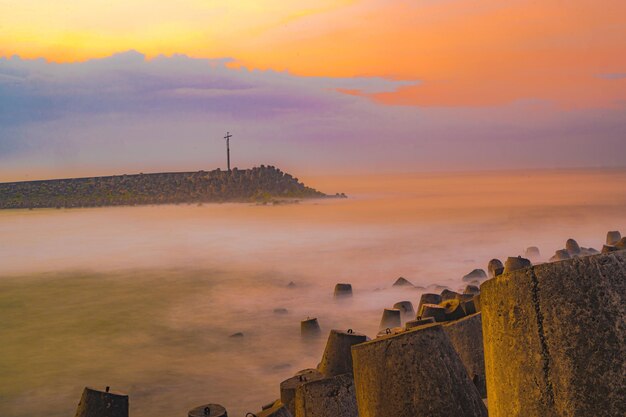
[0,166,339,209]
[68,233,625,417]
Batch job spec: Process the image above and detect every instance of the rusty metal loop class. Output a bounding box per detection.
[347,328,353,334]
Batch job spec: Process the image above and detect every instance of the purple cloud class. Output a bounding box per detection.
[0,51,625,178]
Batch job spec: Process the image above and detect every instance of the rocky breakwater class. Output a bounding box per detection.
[0,165,344,209]
[481,250,626,417]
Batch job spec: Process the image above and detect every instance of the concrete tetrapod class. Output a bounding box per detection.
[301,318,321,338]
[188,404,228,417]
[378,308,401,330]
[481,251,626,417]
[392,301,415,321]
[317,329,368,377]
[294,373,358,417]
[280,369,324,416]
[417,293,442,314]
[606,230,621,245]
[255,400,293,417]
[351,324,488,417]
[442,313,487,398]
[405,316,435,329]
[74,387,129,417]
[487,258,504,278]
[333,283,353,298]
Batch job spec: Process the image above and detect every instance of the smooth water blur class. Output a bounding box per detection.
[1,169,625,417]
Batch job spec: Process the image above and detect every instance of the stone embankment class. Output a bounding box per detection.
[0,166,345,209]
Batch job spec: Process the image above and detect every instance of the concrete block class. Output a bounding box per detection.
[351,324,487,417]
[280,369,324,416]
[318,329,368,377]
[378,308,401,330]
[294,374,357,417]
[256,400,292,417]
[418,304,446,322]
[606,230,621,245]
[392,301,415,321]
[417,293,442,315]
[481,251,626,417]
[488,258,504,278]
[443,313,487,398]
[301,318,321,338]
[334,283,353,298]
[405,317,435,329]
[187,404,228,417]
[503,256,531,273]
[74,387,128,417]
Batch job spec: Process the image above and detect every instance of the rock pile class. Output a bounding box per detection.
[0,166,331,209]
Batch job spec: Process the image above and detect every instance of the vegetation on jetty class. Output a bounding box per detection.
[0,165,340,209]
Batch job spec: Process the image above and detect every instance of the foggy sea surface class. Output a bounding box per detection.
[1,169,625,417]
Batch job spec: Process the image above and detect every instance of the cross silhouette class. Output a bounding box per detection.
[224,132,232,172]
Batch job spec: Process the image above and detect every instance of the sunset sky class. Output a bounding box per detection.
[1,0,625,179]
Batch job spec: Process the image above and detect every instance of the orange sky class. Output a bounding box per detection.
[1,0,625,108]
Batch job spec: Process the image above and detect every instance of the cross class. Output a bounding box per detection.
[224,132,232,172]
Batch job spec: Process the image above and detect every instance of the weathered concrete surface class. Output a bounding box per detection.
[440,298,467,321]
[318,329,368,377]
[417,293,442,315]
[334,283,353,298]
[294,374,358,417]
[503,256,532,273]
[301,318,321,338]
[378,308,401,330]
[188,404,228,417]
[565,238,581,254]
[473,293,481,312]
[460,298,477,315]
[405,316,435,329]
[525,246,541,260]
[464,284,480,295]
[256,400,293,417]
[375,326,404,337]
[443,313,487,398]
[463,268,487,282]
[441,289,460,301]
[392,277,413,286]
[280,369,325,416]
[550,249,571,262]
[481,251,626,417]
[418,303,446,322]
[392,301,415,321]
[352,324,488,417]
[488,258,504,278]
[74,387,128,417]
[606,230,621,245]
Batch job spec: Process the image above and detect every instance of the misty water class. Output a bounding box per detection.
[1,169,625,417]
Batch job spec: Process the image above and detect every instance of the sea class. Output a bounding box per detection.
[0,169,624,416]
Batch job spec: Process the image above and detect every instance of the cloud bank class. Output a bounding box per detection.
[0,51,625,180]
